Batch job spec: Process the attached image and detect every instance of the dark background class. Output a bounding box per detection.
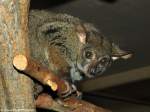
[30,0,150,111]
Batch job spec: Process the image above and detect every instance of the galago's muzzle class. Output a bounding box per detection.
[88,56,112,76]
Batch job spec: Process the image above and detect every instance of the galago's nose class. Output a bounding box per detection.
[90,62,105,76]
[89,56,112,76]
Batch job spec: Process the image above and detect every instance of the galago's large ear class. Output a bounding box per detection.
[76,24,87,44]
[112,43,132,61]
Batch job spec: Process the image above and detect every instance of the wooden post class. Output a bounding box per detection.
[0,0,35,111]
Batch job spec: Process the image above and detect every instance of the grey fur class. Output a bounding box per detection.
[29,10,131,98]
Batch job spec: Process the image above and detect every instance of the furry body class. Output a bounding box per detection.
[29,10,131,98]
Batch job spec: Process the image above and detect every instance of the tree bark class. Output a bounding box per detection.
[0,0,35,111]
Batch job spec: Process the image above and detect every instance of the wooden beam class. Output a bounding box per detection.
[79,66,150,92]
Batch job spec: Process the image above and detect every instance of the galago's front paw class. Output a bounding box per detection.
[59,81,82,99]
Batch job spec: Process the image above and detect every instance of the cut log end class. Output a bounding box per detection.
[13,54,28,71]
[46,80,58,91]
[13,54,59,91]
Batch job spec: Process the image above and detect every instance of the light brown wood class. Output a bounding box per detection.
[35,93,70,112]
[13,54,58,91]
[47,79,58,91]
[64,97,111,112]
[35,93,111,112]
[13,54,111,112]
[13,54,28,71]
[0,0,35,111]
[13,54,71,93]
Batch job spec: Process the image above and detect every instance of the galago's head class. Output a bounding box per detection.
[75,24,132,78]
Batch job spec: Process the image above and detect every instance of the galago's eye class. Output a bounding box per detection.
[85,51,93,59]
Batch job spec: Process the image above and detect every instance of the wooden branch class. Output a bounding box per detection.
[79,66,150,92]
[35,93,110,112]
[35,93,71,112]
[13,54,111,112]
[63,97,111,112]
[0,0,35,111]
[13,54,71,95]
